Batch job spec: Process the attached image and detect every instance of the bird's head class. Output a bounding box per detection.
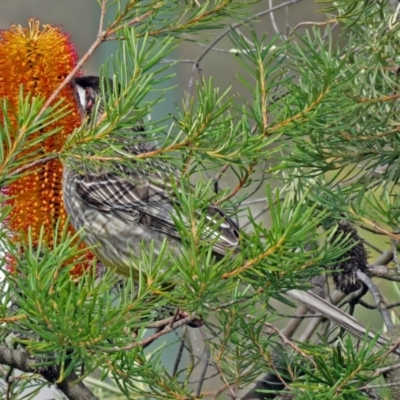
[72,76,109,122]
[72,75,144,133]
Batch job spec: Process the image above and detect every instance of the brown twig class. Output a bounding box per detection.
[0,347,98,400]
[368,265,400,282]
[6,154,59,180]
[98,316,192,353]
[356,270,394,330]
[34,2,156,127]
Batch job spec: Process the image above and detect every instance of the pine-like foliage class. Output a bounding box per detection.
[0,1,400,399]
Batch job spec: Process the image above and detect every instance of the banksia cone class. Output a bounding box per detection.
[331,220,368,294]
[0,19,94,276]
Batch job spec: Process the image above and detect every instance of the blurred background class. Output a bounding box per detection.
[0,0,322,110]
[0,1,323,398]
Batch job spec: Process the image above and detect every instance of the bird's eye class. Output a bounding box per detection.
[85,88,95,111]
[86,99,94,110]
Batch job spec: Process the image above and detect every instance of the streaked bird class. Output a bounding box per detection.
[63,76,240,278]
[62,76,397,353]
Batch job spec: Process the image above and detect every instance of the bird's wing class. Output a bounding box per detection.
[73,170,239,256]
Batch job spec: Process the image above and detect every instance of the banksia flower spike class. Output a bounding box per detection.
[0,19,94,276]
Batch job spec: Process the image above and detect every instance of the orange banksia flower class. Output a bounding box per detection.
[0,19,95,276]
